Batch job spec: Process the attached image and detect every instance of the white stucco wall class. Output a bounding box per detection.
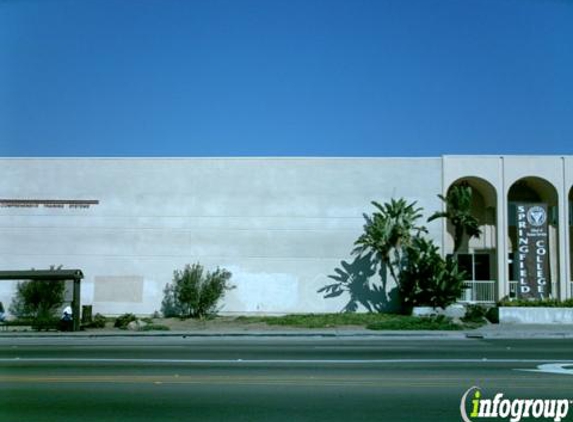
[0,157,443,316]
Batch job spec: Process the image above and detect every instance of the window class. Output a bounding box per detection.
[454,253,491,280]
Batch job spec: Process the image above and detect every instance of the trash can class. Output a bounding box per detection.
[82,305,93,325]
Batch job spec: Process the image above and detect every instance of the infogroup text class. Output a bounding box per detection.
[460,387,570,422]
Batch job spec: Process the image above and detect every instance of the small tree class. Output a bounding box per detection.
[161,263,234,319]
[9,279,65,323]
[353,198,468,313]
[353,198,427,286]
[427,182,481,255]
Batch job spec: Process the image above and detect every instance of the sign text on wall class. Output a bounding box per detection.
[515,203,550,300]
[0,199,99,209]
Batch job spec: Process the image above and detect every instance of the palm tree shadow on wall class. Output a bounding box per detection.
[318,253,399,313]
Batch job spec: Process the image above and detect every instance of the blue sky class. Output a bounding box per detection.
[1,0,572,157]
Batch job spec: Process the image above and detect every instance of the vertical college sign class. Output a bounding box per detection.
[515,203,550,300]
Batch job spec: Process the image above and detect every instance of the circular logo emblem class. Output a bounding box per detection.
[527,206,547,227]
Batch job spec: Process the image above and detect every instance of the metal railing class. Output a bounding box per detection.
[459,280,496,304]
[460,281,573,303]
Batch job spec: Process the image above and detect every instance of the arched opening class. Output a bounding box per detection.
[446,177,497,303]
[507,177,559,299]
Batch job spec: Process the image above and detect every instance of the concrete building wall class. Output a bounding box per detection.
[0,157,443,315]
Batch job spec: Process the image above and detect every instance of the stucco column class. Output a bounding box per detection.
[558,178,570,300]
[497,186,508,301]
[565,210,572,300]
[496,157,508,301]
[561,158,571,300]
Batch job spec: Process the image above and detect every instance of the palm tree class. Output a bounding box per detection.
[428,182,481,255]
[354,198,427,285]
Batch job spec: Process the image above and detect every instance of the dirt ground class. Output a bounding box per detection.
[138,316,276,332]
[85,316,328,332]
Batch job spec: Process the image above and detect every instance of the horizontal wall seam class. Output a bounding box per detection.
[0,253,346,260]
[0,227,361,232]
[0,215,365,220]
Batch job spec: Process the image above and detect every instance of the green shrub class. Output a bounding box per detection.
[161,263,234,319]
[498,298,573,308]
[160,283,184,318]
[32,316,61,331]
[462,304,488,323]
[85,313,107,329]
[399,237,467,311]
[486,307,499,324]
[9,279,66,329]
[114,313,137,329]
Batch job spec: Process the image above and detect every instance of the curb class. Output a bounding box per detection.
[3,328,572,340]
[0,330,470,339]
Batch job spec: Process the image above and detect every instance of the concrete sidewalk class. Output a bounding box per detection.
[471,323,573,339]
[1,323,573,339]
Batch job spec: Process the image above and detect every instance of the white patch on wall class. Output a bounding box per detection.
[231,271,299,313]
[143,279,163,302]
[94,276,144,303]
[82,281,95,305]
[142,278,161,307]
[0,281,18,314]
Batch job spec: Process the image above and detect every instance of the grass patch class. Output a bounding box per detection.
[235,313,466,330]
[140,324,170,331]
[366,315,462,331]
[235,313,387,328]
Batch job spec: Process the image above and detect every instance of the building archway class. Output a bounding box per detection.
[507,177,559,299]
[446,177,497,303]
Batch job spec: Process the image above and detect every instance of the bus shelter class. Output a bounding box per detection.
[0,269,83,331]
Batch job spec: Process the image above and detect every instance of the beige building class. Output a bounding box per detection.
[443,156,572,303]
[0,155,571,315]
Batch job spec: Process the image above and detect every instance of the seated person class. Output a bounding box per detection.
[60,305,73,331]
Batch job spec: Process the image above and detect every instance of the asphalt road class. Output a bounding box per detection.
[1,336,573,422]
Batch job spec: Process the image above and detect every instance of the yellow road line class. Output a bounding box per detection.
[1,375,572,389]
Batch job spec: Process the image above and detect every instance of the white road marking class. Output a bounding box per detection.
[518,363,573,375]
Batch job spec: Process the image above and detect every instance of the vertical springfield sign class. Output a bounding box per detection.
[515,203,550,299]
